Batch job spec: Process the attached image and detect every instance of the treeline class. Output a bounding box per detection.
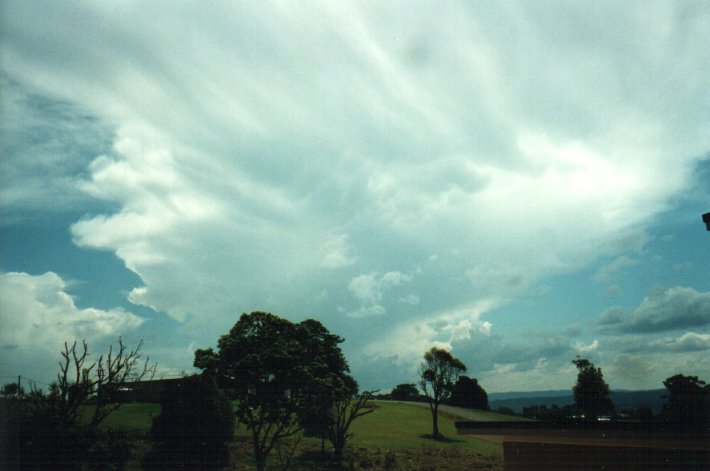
[3,314,709,470]
[1,312,376,471]
[384,376,490,411]
[518,359,709,425]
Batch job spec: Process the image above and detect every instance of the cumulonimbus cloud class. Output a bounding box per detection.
[2,1,710,390]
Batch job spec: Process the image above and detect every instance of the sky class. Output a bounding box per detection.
[1,0,709,394]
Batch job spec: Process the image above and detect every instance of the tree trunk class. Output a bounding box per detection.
[253,433,266,471]
[333,436,345,462]
[432,404,440,438]
[255,452,266,471]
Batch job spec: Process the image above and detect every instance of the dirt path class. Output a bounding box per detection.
[396,401,497,421]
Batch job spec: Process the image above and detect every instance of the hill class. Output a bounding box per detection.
[489,389,666,414]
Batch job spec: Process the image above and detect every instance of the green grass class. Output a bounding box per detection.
[101,402,161,430]
[85,400,507,455]
[78,403,160,431]
[349,401,502,455]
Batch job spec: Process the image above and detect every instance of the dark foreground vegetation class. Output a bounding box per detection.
[1,311,707,470]
[1,399,504,470]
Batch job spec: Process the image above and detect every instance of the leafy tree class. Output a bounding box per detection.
[572,357,614,421]
[143,375,234,470]
[419,347,466,438]
[391,383,420,401]
[661,374,709,425]
[449,375,489,410]
[194,312,352,471]
[295,318,350,449]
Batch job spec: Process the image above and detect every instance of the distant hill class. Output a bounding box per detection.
[489,389,666,413]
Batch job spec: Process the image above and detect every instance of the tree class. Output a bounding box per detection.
[4,338,155,470]
[194,312,352,471]
[449,375,489,411]
[326,374,377,462]
[662,374,709,425]
[57,339,156,430]
[571,357,614,421]
[419,347,466,438]
[391,383,420,401]
[295,318,350,450]
[1,382,24,397]
[143,375,234,470]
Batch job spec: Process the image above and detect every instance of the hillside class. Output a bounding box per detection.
[489,389,666,414]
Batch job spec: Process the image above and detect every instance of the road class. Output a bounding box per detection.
[396,401,497,421]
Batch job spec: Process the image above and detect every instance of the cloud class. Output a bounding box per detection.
[320,234,357,269]
[362,299,497,370]
[2,1,710,390]
[593,256,639,284]
[607,354,655,389]
[348,305,386,319]
[574,339,599,353]
[0,271,144,380]
[599,286,710,334]
[398,294,420,305]
[466,264,533,297]
[481,357,577,392]
[650,332,710,352]
[348,271,412,306]
[0,77,112,222]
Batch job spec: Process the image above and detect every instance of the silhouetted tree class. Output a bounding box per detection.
[295,319,350,451]
[419,347,466,438]
[143,375,234,470]
[326,375,377,462]
[522,404,579,421]
[572,357,614,420]
[495,406,516,416]
[636,406,654,422]
[4,339,155,470]
[194,312,351,471]
[391,383,421,402]
[449,376,489,410]
[1,382,24,397]
[662,374,709,425]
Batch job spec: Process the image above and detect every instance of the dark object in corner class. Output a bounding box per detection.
[703,212,710,231]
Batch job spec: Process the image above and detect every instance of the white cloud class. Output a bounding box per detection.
[348,304,386,319]
[0,271,144,379]
[320,234,357,269]
[348,271,412,304]
[481,358,577,392]
[362,299,497,369]
[574,339,600,353]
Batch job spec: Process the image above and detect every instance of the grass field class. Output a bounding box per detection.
[349,401,502,455]
[89,400,506,469]
[96,402,161,430]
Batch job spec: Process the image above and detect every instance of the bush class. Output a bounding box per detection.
[143,375,234,470]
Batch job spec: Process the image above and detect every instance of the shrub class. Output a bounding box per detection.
[143,375,234,470]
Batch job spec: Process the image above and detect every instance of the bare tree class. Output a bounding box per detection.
[55,338,156,430]
[328,387,377,462]
[9,338,156,471]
